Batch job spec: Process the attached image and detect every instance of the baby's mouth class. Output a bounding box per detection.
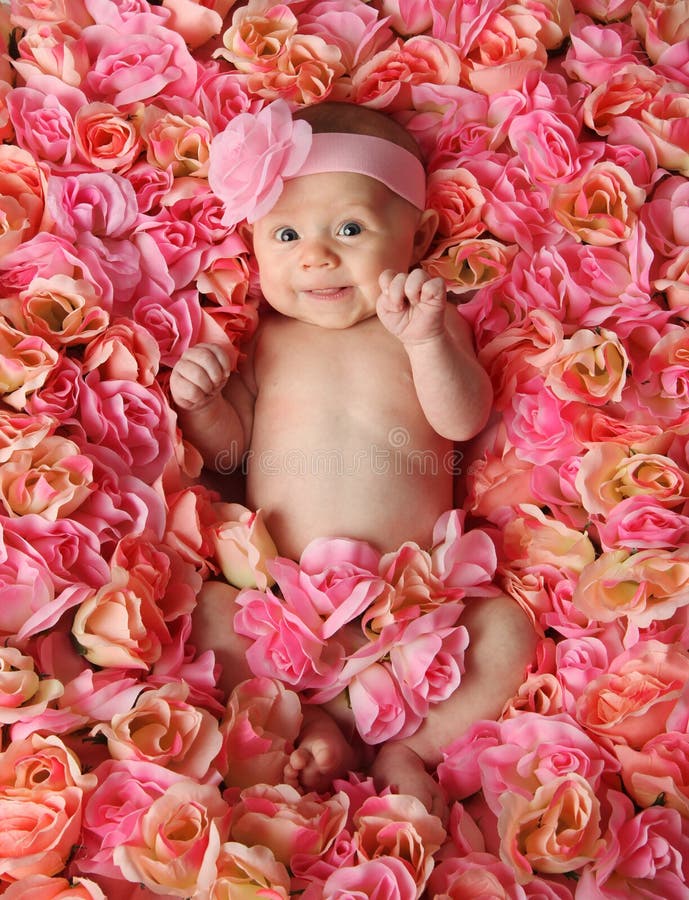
[305,287,350,298]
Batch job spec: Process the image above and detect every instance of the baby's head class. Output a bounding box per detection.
[217,100,438,328]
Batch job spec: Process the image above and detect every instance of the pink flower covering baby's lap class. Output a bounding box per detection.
[0,0,688,896]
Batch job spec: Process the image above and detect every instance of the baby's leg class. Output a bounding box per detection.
[190,581,254,699]
[371,594,537,807]
[392,594,537,765]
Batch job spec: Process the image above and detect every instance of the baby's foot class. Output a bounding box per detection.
[285,707,359,793]
[370,741,448,821]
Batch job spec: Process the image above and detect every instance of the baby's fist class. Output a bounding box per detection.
[377,268,447,345]
[169,343,232,411]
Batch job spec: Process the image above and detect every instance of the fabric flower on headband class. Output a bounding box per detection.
[208,100,312,229]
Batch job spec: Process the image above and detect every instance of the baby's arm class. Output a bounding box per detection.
[169,342,254,472]
[376,269,493,441]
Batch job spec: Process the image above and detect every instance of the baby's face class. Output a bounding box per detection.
[250,171,426,329]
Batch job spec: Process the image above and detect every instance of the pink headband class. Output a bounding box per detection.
[208,100,427,229]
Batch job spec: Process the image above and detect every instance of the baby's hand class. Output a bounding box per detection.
[169,343,232,411]
[376,268,447,346]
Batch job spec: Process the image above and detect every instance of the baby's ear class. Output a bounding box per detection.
[412,208,439,262]
[238,222,254,252]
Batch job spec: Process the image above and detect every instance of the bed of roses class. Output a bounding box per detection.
[0,0,688,896]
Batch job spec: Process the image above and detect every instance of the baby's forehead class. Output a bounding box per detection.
[273,171,397,211]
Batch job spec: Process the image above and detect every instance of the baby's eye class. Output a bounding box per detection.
[338,221,362,237]
[275,227,299,242]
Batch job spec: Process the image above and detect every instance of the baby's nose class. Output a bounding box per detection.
[299,237,338,267]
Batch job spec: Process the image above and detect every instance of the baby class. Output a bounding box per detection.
[171,101,536,811]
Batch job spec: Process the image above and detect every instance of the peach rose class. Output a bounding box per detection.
[0,785,85,882]
[631,0,689,65]
[161,0,228,51]
[0,647,63,726]
[207,841,291,900]
[81,319,161,386]
[563,16,643,87]
[572,546,689,629]
[498,773,604,879]
[353,794,446,893]
[17,274,109,348]
[575,443,689,517]
[0,435,93,520]
[616,731,689,817]
[460,6,548,95]
[352,36,461,111]
[0,318,59,410]
[0,144,48,257]
[582,64,666,137]
[245,33,346,104]
[656,246,689,315]
[71,572,171,670]
[639,86,689,177]
[13,22,90,86]
[299,0,393,71]
[376,0,432,36]
[230,783,349,867]
[74,101,143,173]
[545,327,629,406]
[1,873,106,899]
[427,166,486,244]
[210,502,277,591]
[219,677,302,790]
[91,682,223,780]
[550,161,646,245]
[215,1,298,72]
[501,504,596,577]
[0,733,97,795]
[113,780,231,897]
[141,105,212,178]
[424,237,518,294]
[0,410,54,464]
[575,639,689,747]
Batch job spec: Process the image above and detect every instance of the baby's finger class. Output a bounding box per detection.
[403,268,430,303]
[419,275,446,307]
[379,271,409,310]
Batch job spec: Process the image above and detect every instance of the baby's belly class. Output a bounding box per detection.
[246,435,456,560]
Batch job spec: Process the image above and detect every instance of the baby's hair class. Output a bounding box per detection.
[293,102,423,161]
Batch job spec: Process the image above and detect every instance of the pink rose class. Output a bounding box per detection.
[131,287,202,367]
[320,857,418,900]
[376,0,433,36]
[426,165,486,245]
[194,68,256,133]
[22,350,83,421]
[75,758,189,881]
[299,0,393,70]
[209,502,278,590]
[91,682,223,780]
[218,676,302,789]
[347,662,412,743]
[596,496,689,552]
[431,508,498,594]
[230,783,349,867]
[427,852,527,898]
[77,372,175,483]
[631,0,689,65]
[353,793,446,893]
[563,16,643,87]
[6,75,84,171]
[351,36,461,110]
[642,175,689,259]
[0,435,93,521]
[82,14,199,107]
[575,639,689,747]
[46,171,139,242]
[0,144,48,257]
[1,874,106,899]
[113,779,230,896]
[74,101,143,173]
[507,108,598,186]
[501,504,596,578]
[208,99,312,228]
[576,790,689,897]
